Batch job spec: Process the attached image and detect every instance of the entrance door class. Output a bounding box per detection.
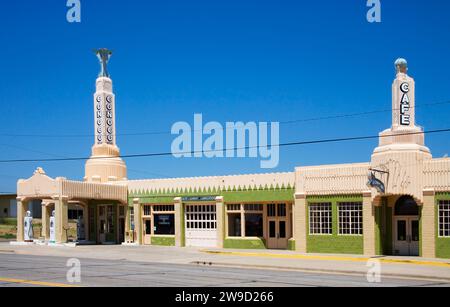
[143,218,152,245]
[185,204,217,247]
[266,204,288,249]
[393,195,420,256]
[98,205,115,244]
[394,217,420,256]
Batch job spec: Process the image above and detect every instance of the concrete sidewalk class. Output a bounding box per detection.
[1,242,450,282]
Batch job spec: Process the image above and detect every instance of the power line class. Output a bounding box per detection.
[0,128,448,164]
[0,100,449,138]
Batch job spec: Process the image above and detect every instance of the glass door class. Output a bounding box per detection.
[394,217,420,256]
[98,205,115,244]
[143,218,152,245]
[98,205,107,243]
[266,204,289,249]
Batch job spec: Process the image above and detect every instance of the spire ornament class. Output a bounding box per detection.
[95,48,113,78]
[395,58,408,74]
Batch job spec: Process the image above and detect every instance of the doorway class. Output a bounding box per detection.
[98,204,115,244]
[143,218,152,245]
[393,196,420,256]
[185,204,217,248]
[266,203,289,249]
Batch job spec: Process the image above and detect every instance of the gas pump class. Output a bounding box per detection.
[77,215,86,241]
[49,210,56,243]
[24,211,34,242]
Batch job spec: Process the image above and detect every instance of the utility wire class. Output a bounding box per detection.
[0,128,448,164]
[0,100,449,138]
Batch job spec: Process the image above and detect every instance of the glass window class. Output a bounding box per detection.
[411,220,419,242]
[439,200,450,237]
[154,214,175,235]
[397,220,406,241]
[228,213,241,237]
[395,196,419,216]
[119,206,125,217]
[245,214,263,237]
[143,205,151,216]
[338,202,363,235]
[277,204,286,217]
[68,209,83,220]
[107,205,114,234]
[145,219,151,235]
[309,203,332,235]
[269,221,276,238]
[186,205,216,230]
[279,221,286,238]
[154,205,174,212]
[227,204,241,211]
[100,220,106,234]
[130,207,135,231]
[244,204,263,212]
[89,207,95,235]
[267,204,276,217]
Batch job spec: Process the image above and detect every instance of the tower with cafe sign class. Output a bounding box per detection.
[85,49,127,182]
[370,58,432,200]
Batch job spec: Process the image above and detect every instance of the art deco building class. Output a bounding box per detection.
[15,57,450,258]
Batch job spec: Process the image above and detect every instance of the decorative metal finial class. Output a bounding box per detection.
[395,58,408,74]
[94,48,113,78]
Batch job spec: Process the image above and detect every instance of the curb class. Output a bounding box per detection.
[191,261,450,283]
[202,250,450,268]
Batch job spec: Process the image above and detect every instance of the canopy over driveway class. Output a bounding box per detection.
[16,168,128,243]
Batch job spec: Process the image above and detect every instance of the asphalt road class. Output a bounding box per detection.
[0,254,449,287]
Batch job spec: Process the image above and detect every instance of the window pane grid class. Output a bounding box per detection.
[309,203,332,235]
[143,205,151,217]
[244,204,263,212]
[186,205,217,230]
[439,200,450,237]
[338,202,363,235]
[153,205,175,213]
[226,204,241,212]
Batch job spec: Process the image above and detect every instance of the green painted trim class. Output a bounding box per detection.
[436,192,450,200]
[222,189,294,203]
[151,236,175,246]
[374,199,393,255]
[128,188,295,205]
[375,206,382,255]
[436,193,450,259]
[306,195,364,255]
[224,237,266,249]
[288,239,295,251]
[129,196,175,205]
[306,195,363,203]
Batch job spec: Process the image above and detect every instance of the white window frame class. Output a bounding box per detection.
[438,200,450,238]
[309,203,332,235]
[338,202,363,236]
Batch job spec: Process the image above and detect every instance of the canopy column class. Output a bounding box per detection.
[53,196,69,244]
[16,197,28,242]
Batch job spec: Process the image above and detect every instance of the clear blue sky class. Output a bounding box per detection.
[0,0,450,193]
